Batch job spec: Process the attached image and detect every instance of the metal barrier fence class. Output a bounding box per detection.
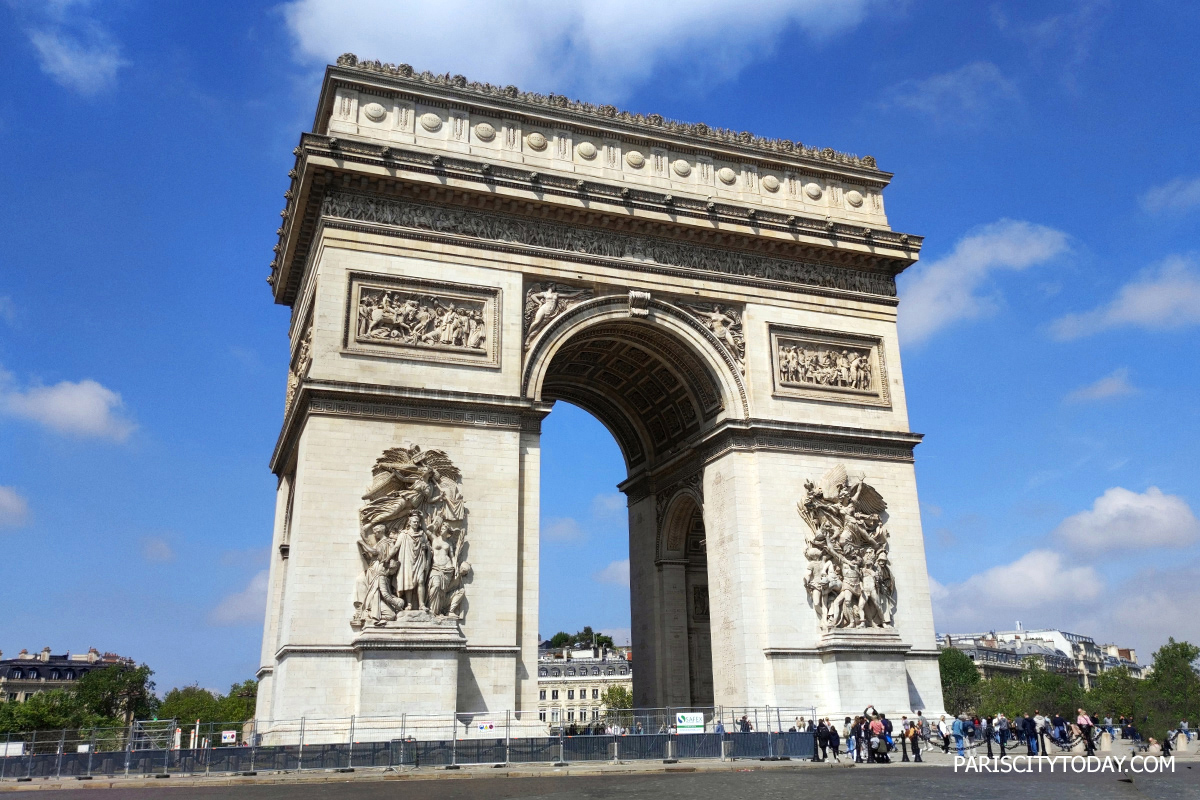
[0,706,818,781]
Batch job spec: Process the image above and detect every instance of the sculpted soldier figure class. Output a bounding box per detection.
[797,464,896,630]
[353,523,406,626]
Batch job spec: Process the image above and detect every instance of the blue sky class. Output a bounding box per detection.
[1,0,1198,693]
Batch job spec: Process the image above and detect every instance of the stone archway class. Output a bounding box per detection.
[524,301,737,709]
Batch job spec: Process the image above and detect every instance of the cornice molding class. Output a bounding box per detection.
[331,54,884,175]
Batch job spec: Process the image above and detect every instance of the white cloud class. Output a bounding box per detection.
[898,219,1070,344]
[590,493,625,520]
[543,516,585,542]
[282,0,874,99]
[1141,176,1200,215]
[1,376,135,440]
[932,549,1102,631]
[27,28,125,95]
[885,62,1020,125]
[141,536,175,563]
[1051,255,1200,339]
[1064,368,1136,403]
[0,487,30,528]
[209,570,269,626]
[594,558,630,586]
[1054,487,1200,554]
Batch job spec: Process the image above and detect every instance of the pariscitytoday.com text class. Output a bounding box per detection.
[954,755,1175,774]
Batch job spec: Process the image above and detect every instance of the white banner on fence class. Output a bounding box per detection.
[477,721,495,732]
[676,712,705,733]
[0,742,24,757]
[221,730,238,744]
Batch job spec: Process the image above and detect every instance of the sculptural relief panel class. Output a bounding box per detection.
[769,325,890,407]
[344,272,501,367]
[352,445,472,629]
[798,464,896,632]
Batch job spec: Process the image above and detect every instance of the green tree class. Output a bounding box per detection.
[548,631,572,648]
[158,685,223,724]
[600,685,633,710]
[1141,639,1200,736]
[1087,667,1142,721]
[216,680,258,723]
[75,663,158,724]
[0,690,100,734]
[547,628,616,649]
[939,648,981,714]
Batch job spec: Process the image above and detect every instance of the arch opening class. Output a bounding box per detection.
[537,314,726,709]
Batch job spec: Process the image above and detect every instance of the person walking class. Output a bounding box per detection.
[1077,709,1096,756]
[983,716,995,758]
[1022,713,1038,756]
[900,716,910,762]
[919,711,932,752]
[816,719,830,762]
[996,713,1010,756]
[952,715,967,757]
[938,715,951,753]
[829,720,841,761]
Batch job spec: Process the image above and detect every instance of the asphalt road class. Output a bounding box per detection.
[20,765,1200,800]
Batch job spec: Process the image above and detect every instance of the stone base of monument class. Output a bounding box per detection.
[816,628,913,718]
[353,611,467,717]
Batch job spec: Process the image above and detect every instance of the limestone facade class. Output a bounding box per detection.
[256,54,945,726]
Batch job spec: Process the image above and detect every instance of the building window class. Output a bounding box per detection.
[551,709,560,723]
[6,693,15,702]
[567,710,574,721]
[26,670,37,680]
[50,670,60,680]
[8,670,20,679]
[551,690,559,700]
[592,688,599,699]
[539,690,546,700]
[606,667,615,675]
[64,670,74,680]
[568,690,574,700]
[592,668,600,676]
[618,667,627,675]
[567,669,575,676]
[539,710,546,722]
[539,668,548,677]
[551,669,561,677]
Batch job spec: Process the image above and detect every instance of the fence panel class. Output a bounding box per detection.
[563,734,618,761]
[673,733,722,759]
[727,732,770,759]
[771,732,815,759]
[613,733,668,760]
[507,736,558,763]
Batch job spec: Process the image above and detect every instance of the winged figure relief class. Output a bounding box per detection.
[523,283,592,348]
[359,446,464,529]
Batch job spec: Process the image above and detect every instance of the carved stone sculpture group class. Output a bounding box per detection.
[357,288,487,351]
[779,343,872,391]
[352,445,471,628]
[798,465,896,630]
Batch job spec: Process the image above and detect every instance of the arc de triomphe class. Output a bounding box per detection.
[256,54,945,723]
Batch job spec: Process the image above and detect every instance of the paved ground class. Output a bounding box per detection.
[6,759,1199,800]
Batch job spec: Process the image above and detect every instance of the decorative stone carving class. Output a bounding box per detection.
[322,193,898,298]
[671,159,692,177]
[798,464,895,630]
[576,141,597,160]
[761,175,780,192]
[362,102,387,122]
[284,323,313,415]
[625,150,645,169]
[419,112,442,132]
[846,190,864,208]
[474,122,496,141]
[681,301,746,374]
[333,54,882,171]
[805,182,823,200]
[522,282,593,348]
[526,131,548,151]
[352,445,471,628]
[346,272,501,367]
[628,289,651,317]
[716,167,737,185]
[769,324,890,407]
